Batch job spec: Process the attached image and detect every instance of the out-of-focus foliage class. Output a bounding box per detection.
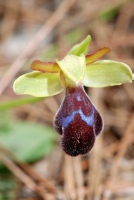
[0,113,56,163]
[0,177,16,200]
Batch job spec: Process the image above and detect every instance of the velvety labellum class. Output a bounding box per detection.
[53,86,103,156]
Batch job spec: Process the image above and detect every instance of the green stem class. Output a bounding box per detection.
[0,97,45,111]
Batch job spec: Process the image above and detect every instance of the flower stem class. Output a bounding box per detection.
[0,97,45,111]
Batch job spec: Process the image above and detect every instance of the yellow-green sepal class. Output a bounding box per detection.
[84,60,133,87]
[68,35,91,56]
[56,54,86,84]
[13,72,64,97]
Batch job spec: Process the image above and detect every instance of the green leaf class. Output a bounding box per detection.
[84,60,133,87]
[57,54,86,83]
[13,71,64,97]
[68,35,91,56]
[0,121,56,162]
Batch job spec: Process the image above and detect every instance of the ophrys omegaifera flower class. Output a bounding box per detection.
[13,35,134,156]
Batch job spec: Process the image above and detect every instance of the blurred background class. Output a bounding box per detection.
[0,0,134,199]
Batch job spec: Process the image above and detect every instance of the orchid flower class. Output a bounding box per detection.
[13,35,134,156]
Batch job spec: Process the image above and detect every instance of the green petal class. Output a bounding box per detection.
[68,35,91,56]
[84,60,133,87]
[57,54,86,83]
[13,72,64,97]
